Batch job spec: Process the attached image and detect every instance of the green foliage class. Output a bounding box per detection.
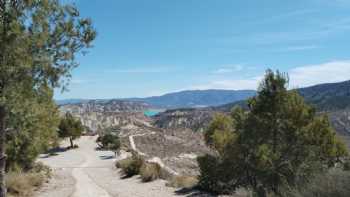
[0,1,95,195]
[102,126,121,134]
[58,112,83,148]
[204,113,235,154]
[116,153,145,177]
[6,89,60,171]
[96,133,120,155]
[197,154,240,194]
[198,70,348,196]
[140,162,161,182]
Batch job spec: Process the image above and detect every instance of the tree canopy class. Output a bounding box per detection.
[58,112,83,148]
[198,70,348,196]
[96,126,121,157]
[0,0,96,196]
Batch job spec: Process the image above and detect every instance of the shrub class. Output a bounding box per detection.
[159,167,174,181]
[285,169,350,197]
[30,162,52,178]
[140,162,162,182]
[6,172,46,197]
[116,153,144,177]
[343,158,350,171]
[197,154,236,194]
[167,175,198,189]
[96,133,120,156]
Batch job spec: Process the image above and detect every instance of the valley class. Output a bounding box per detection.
[3,1,350,196]
[36,79,350,197]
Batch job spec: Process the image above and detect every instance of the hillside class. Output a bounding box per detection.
[130,89,256,108]
[214,80,350,112]
[298,80,350,111]
[153,108,214,132]
[60,100,151,132]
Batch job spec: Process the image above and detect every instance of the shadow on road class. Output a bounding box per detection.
[175,188,218,197]
[99,155,115,160]
[40,147,69,158]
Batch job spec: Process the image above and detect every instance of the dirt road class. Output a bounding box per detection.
[35,136,180,197]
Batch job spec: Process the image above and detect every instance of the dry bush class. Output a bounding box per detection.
[6,172,46,197]
[167,175,199,189]
[116,154,144,177]
[140,162,161,182]
[286,169,350,197]
[159,167,174,181]
[30,162,51,177]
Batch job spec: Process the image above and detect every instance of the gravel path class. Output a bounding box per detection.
[34,136,181,197]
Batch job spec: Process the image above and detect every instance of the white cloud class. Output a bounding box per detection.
[190,76,263,90]
[192,60,350,90]
[289,60,350,88]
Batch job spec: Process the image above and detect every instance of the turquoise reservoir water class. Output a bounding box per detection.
[144,109,164,117]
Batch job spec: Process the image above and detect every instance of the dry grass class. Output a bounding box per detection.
[140,162,162,182]
[167,175,199,189]
[6,162,51,197]
[6,172,46,197]
[116,154,145,177]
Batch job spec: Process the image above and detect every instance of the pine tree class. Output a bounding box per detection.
[0,0,96,196]
[199,70,348,196]
[6,86,60,171]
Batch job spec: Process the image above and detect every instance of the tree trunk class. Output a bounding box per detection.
[0,106,7,197]
[69,137,74,148]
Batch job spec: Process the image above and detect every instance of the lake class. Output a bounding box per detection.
[144,109,164,117]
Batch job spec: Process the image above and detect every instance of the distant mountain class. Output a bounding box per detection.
[130,89,256,109]
[214,80,350,112]
[56,90,256,109]
[298,80,350,111]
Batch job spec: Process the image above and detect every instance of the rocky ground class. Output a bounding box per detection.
[131,127,212,176]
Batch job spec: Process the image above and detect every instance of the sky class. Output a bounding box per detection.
[55,0,350,99]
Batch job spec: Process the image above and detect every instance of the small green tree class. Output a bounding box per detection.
[198,70,348,196]
[96,133,120,157]
[58,113,83,148]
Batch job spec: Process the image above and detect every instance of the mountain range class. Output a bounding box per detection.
[57,80,350,112]
[57,89,256,109]
[214,80,350,112]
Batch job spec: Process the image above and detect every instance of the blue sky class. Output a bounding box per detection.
[56,0,350,99]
